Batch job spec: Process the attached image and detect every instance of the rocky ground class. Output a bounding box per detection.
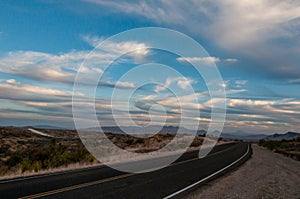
[187,144,300,199]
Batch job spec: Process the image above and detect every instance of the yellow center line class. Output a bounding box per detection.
[19,143,240,199]
[18,173,136,199]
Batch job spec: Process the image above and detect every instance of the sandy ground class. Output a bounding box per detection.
[187,144,300,199]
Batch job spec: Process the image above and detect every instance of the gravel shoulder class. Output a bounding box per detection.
[186,144,300,199]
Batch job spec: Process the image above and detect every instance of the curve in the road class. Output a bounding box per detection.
[0,142,252,199]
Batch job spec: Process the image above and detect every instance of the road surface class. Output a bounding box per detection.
[0,142,251,199]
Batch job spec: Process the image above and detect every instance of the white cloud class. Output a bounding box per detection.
[227,98,300,118]
[6,79,18,84]
[88,0,300,78]
[82,35,150,62]
[85,0,300,47]
[154,77,195,92]
[135,93,204,117]
[82,35,104,47]
[228,99,275,107]
[22,101,49,107]
[177,56,220,65]
[235,80,248,85]
[224,58,238,63]
[114,81,136,89]
[177,56,238,65]
[154,85,166,93]
[0,36,149,88]
[220,83,227,88]
[218,80,230,89]
[0,51,79,83]
[0,79,81,97]
[288,78,300,84]
[224,98,300,133]
[177,78,195,90]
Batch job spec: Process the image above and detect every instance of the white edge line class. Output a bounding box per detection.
[163,144,250,199]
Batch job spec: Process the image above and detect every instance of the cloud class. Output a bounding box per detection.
[0,35,150,128]
[177,56,220,64]
[85,0,300,46]
[288,78,300,84]
[218,80,230,89]
[226,98,300,131]
[224,58,238,63]
[82,35,150,62]
[87,0,300,80]
[3,76,299,132]
[177,78,195,90]
[0,78,117,128]
[177,56,238,65]
[235,80,248,86]
[228,99,275,107]
[6,79,17,84]
[116,81,135,89]
[0,79,84,102]
[0,51,81,84]
[154,77,196,92]
[0,36,148,89]
[134,91,300,133]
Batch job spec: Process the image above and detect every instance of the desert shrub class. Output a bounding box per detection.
[32,161,42,172]
[190,141,201,147]
[2,139,94,174]
[259,140,278,150]
[20,158,32,172]
[125,138,135,146]
[0,165,9,176]
[259,139,300,161]
[6,152,22,168]
[135,138,144,144]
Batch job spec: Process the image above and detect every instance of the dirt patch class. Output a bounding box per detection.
[186,144,300,199]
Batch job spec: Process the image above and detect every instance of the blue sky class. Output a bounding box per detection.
[0,0,300,134]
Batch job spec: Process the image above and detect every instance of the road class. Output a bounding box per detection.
[0,142,251,199]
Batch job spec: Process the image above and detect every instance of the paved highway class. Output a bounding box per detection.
[0,142,251,199]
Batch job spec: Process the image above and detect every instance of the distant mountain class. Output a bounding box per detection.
[86,126,206,135]
[221,131,300,141]
[264,132,300,141]
[220,132,268,141]
[31,125,69,130]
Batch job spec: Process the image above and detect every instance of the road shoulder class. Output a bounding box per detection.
[186,144,300,199]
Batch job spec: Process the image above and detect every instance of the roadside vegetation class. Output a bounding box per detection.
[258,137,300,161]
[0,127,207,177]
[0,127,95,176]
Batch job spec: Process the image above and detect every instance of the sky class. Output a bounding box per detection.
[0,0,300,134]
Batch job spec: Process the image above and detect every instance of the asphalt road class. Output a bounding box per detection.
[0,142,251,199]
